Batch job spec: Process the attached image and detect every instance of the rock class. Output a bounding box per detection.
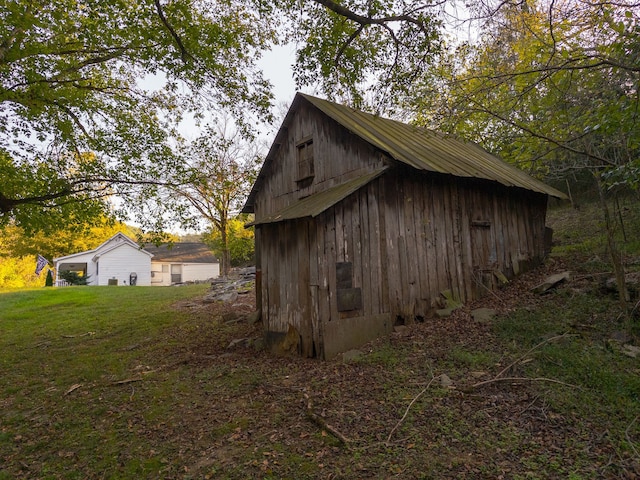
[239,266,256,278]
[471,308,497,324]
[436,307,455,318]
[438,373,453,387]
[222,312,243,324]
[393,325,409,334]
[493,270,509,286]
[227,338,250,349]
[342,349,363,362]
[203,290,238,304]
[623,345,640,358]
[532,271,571,294]
[605,272,640,295]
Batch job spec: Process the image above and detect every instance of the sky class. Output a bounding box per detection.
[258,44,298,108]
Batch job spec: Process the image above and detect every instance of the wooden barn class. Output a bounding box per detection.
[242,93,566,359]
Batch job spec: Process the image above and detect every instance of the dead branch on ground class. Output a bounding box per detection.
[387,375,437,444]
[625,416,640,459]
[61,332,95,339]
[303,392,351,448]
[466,333,581,391]
[469,376,581,390]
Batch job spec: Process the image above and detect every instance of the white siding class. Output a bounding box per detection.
[150,262,219,285]
[98,245,152,286]
[183,263,220,282]
[151,263,169,286]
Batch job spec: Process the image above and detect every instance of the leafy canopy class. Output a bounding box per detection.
[0,0,274,232]
[409,0,640,183]
[0,0,445,234]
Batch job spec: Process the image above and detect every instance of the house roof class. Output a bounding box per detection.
[249,167,388,226]
[143,243,217,264]
[54,232,151,263]
[243,93,566,214]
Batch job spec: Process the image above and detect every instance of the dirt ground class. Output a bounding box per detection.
[155,260,637,479]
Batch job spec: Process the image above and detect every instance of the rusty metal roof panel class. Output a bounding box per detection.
[249,167,388,226]
[301,94,566,199]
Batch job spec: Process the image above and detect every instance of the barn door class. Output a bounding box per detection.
[470,219,497,295]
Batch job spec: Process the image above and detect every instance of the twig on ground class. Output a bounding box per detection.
[387,376,437,444]
[518,394,541,416]
[494,333,579,379]
[61,332,95,339]
[110,377,143,385]
[625,415,640,458]
[303,392,351,447]
[469,376,581,390]
[64,383,83,396]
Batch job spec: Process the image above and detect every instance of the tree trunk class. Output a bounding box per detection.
[595,173,629,315]
[220,218,231,278]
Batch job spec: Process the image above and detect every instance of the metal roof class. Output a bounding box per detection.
[143,243,217,263]
[301,94,566,199]
[249,168,388,226]
[242,93,566,215]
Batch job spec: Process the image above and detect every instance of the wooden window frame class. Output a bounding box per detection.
[296,136,314,186]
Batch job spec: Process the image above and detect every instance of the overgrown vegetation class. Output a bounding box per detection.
[1,203,640,479]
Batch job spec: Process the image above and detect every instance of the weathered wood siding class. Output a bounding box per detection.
[259,179,393,359]
[254,104,550,359]
[260,219,317,357]
[379,167,548,320]
[254,102,386,221]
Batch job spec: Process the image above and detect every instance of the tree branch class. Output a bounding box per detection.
[154,0,191,63]
[313,0,430,31]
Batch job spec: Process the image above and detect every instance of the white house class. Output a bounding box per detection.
[54,233,153,286]
[143,243,220,285]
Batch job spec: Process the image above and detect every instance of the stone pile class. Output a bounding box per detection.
[203,275,254,304]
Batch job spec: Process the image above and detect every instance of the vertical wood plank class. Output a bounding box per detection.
[298,220,313,356]
[327,210,338,323]
[404,175,420,317]
[372,179,389,314]
[449,181,466,302]
[412,175,429,315]
[433,181,449,300]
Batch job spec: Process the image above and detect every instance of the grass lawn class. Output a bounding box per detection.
[1,202,640,479]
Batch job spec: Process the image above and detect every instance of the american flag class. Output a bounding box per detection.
[35,254,49,276]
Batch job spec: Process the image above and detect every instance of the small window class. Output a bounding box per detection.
[296,137,314,184]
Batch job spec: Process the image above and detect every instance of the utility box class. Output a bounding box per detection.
[108,278,118,286]
[129,272,137,286]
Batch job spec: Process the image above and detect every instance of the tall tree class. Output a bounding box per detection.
[0,0,273,233]
[409,0,640,309]
[0,0,445,234]
[203,215,255,268]
[172,121,260,276]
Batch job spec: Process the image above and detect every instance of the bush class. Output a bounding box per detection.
[59,271,89,285]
